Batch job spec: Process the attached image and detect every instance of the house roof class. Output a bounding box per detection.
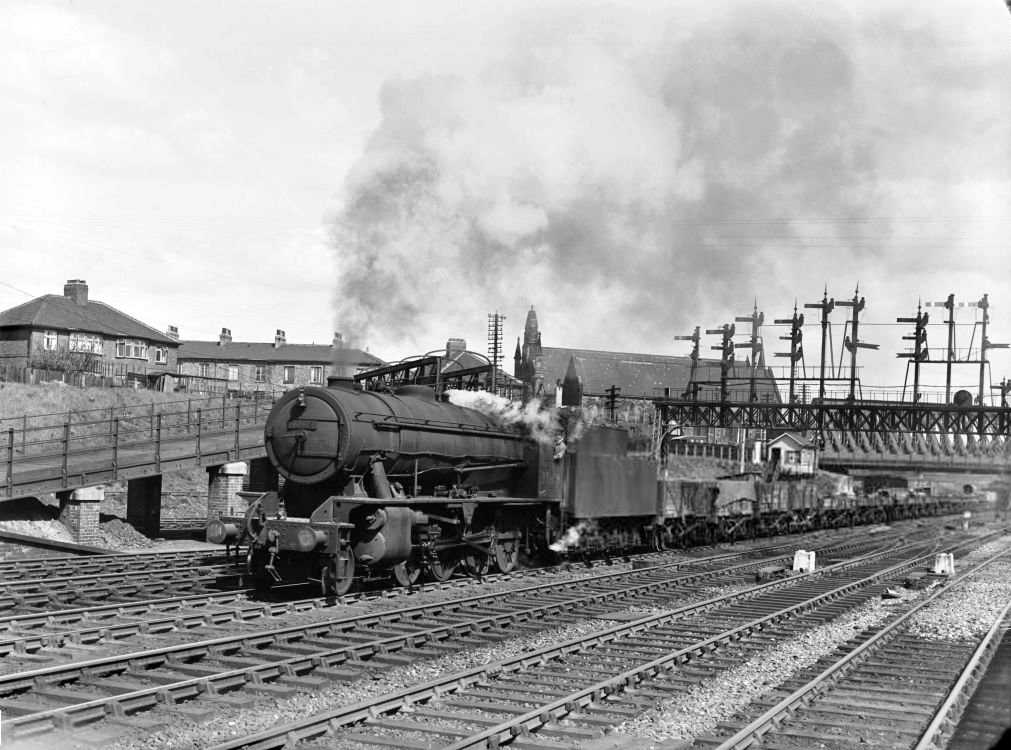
[767,432,816,449]
[177,340,385,366]
[0,295,177,345]
[536,346,782,402]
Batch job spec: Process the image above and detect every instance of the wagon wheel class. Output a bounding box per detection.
[321,548,355,597]
[461,548,490,577]
[391,559,422,587]
[425,550,458,582]
[492,534,519,573]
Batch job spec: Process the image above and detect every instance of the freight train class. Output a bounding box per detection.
[206,377,967,595]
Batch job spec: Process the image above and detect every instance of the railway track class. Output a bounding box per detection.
[0,550,242,613]
[697,545,1011,750]
[0,532,874,670]
[0,526,989,749]
[195,535,987,750]
[0,529,924,748]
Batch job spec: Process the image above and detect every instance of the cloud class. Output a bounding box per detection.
[327,0,1011,389]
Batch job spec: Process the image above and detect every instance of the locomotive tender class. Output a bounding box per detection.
[207,376,969,595]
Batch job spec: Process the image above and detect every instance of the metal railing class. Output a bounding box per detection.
[2,393,278,499]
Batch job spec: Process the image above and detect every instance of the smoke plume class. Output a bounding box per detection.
[331,0,1010,385]
[445,388,558,444]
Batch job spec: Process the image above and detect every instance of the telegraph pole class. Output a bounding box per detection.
[487,312,505,394]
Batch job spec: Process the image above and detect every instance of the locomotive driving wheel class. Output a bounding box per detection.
[391,558,422,587]
[425,550,458,582]
[492,533,519,573]
[321,548,355,597]
[462,548,490,577]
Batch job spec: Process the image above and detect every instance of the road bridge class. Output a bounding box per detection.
[2,397,273,544]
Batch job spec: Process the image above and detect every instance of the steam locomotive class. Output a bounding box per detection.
[206,377,973,595]
[209,378,554,595]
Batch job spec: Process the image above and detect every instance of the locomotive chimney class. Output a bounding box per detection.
[218,327,232,346]
[166,325,179,341]
[63,279,88,305]
[274,329,286,348]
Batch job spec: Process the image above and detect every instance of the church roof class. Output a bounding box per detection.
[536,346,781,402]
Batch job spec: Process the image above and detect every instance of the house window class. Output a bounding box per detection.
[115,339,148,359]
[254,366,266,383]
[154,347,168,364]
[69,332,103,353]
[43,330,58,350]
[199,363,211,378]
[283,366,295,384]
[227,365,238,381]
[310,366,322,384]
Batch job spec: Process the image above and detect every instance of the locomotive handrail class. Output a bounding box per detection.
[360,412,520,438]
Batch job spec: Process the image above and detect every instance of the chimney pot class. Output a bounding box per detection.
[332,331,343,348]
[274,329,286,348]
[166,325,179,341]
[219,327,232,347]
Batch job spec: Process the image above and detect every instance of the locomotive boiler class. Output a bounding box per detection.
[214,378,553,595]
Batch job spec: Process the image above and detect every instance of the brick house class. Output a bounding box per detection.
[175,329,385,395]
[0,279,179,384]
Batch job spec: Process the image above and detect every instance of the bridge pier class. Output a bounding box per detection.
[207,462,248,520]
[58,487,103,545]
[127,475,163,538]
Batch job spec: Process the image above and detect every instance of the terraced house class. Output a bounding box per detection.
[0,279,179,386]
[175,328,385,395]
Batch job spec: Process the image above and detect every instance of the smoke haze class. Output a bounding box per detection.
[331,0,1011,387]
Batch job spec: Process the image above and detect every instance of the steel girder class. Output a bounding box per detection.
[656,399,1011,438]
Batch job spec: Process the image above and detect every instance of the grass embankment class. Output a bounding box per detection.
[0,382,214,534]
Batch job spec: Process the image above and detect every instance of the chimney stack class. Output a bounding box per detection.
[218,327,232,347]
[166,325,179,341]
[274,329,286,348]
[63,279,88,305]
[332,332,343,348]
[446,338,467,358]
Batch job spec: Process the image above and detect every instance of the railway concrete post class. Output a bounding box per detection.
[127,474,163,537]
[58,486,103,545]
[246,456,279,493]
[207,461,247,520]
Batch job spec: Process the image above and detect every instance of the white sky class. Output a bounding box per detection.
[2,0,1010,399]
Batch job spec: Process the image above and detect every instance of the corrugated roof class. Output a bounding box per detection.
[536,346,781,402]
[177,340,385,365]
[0,295,177,344]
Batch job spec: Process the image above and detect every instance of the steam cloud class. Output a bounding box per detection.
[445,388,558,444]
[331,1,1009,381]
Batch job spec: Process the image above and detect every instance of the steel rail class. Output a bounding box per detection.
[710,546,1011,750]
[204,537,974,750]
[913,587,1011,749]
[0,536,854,659]
[0,537,909,740]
